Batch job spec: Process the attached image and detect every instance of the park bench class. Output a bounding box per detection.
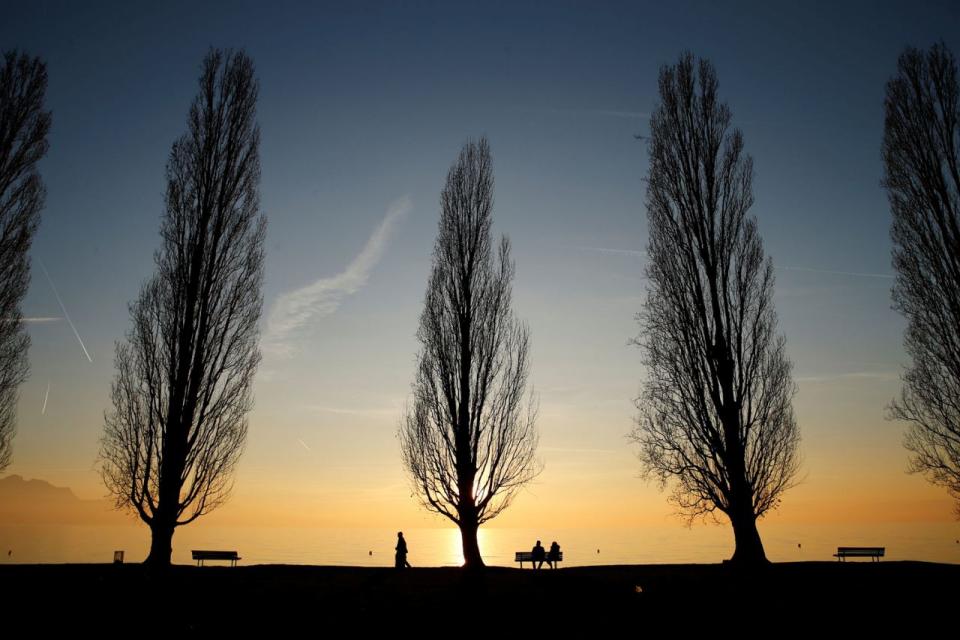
[191,550,241,567]
[515,551,563,568]
[834,547,884,562]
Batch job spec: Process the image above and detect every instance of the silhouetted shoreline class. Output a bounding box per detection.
[1,561,955,630]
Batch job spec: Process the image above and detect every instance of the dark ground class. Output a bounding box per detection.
[1,561,956,633]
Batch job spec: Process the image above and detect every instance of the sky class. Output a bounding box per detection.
[2,0,959,541]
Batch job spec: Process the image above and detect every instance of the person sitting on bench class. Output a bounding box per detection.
[547,541,561,569]
[531,540,546,570]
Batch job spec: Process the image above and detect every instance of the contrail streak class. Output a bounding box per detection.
[297,438,312,452]
[41,381,49,415]
[777,265,895,280]
[38,260,93,363]
[574,246,646,258]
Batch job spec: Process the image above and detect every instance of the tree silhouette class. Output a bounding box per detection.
[400,137,539,568]
[99,49,265,566]
[0,50,50,473]
[630,53,800,565]
[884,42,960,517]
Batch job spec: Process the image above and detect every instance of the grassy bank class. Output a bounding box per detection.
[2,561,955,631]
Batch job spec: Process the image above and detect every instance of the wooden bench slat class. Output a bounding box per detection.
[192,551,240,558]
[515,551,563,567]
[835,546,884,561]
[191,550,241,566]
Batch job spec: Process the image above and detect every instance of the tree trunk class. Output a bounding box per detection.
[146,520,175,566]
[728,507,767,566]
[459,517,484,569]
[148,436,184,567]
[718,393,768,566]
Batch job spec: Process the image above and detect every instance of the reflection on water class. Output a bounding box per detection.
[1,522,958,566]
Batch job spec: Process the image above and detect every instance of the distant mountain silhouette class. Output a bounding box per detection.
[0,475,127,525]
[0,474,78,501]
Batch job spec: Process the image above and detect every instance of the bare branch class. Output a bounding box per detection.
[630,53,800,565]
[883,42,960,518]
[399,137,541,568]
[0,50,49,473]
[98,49,265,564]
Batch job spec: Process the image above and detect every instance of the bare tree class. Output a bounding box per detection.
[98,49,265,566]
[884,43,960,516]
[399,137,539,568]
[630,53,800,565]
[0,51,50,473]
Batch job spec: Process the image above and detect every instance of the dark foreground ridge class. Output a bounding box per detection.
[2,562,956,632]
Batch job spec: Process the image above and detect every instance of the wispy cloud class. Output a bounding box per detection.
[777,265,895,280]
[511,106,650,119]
[574,246,646,258]
[307,404,400,418]
[796,371,900,384]
[540,446,621,455]
[262,196,412,357]
[20,316,62,324]
[576,250,892,281]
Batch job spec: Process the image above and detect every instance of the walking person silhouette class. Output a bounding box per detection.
[395,531,411,568]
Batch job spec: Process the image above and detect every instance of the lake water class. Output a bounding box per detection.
[2,522,959,566]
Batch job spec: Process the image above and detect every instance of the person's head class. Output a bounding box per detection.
[398,531,403,538]
[536,540,541,545]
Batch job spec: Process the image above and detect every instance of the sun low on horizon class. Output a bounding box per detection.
[1,0,960,570]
